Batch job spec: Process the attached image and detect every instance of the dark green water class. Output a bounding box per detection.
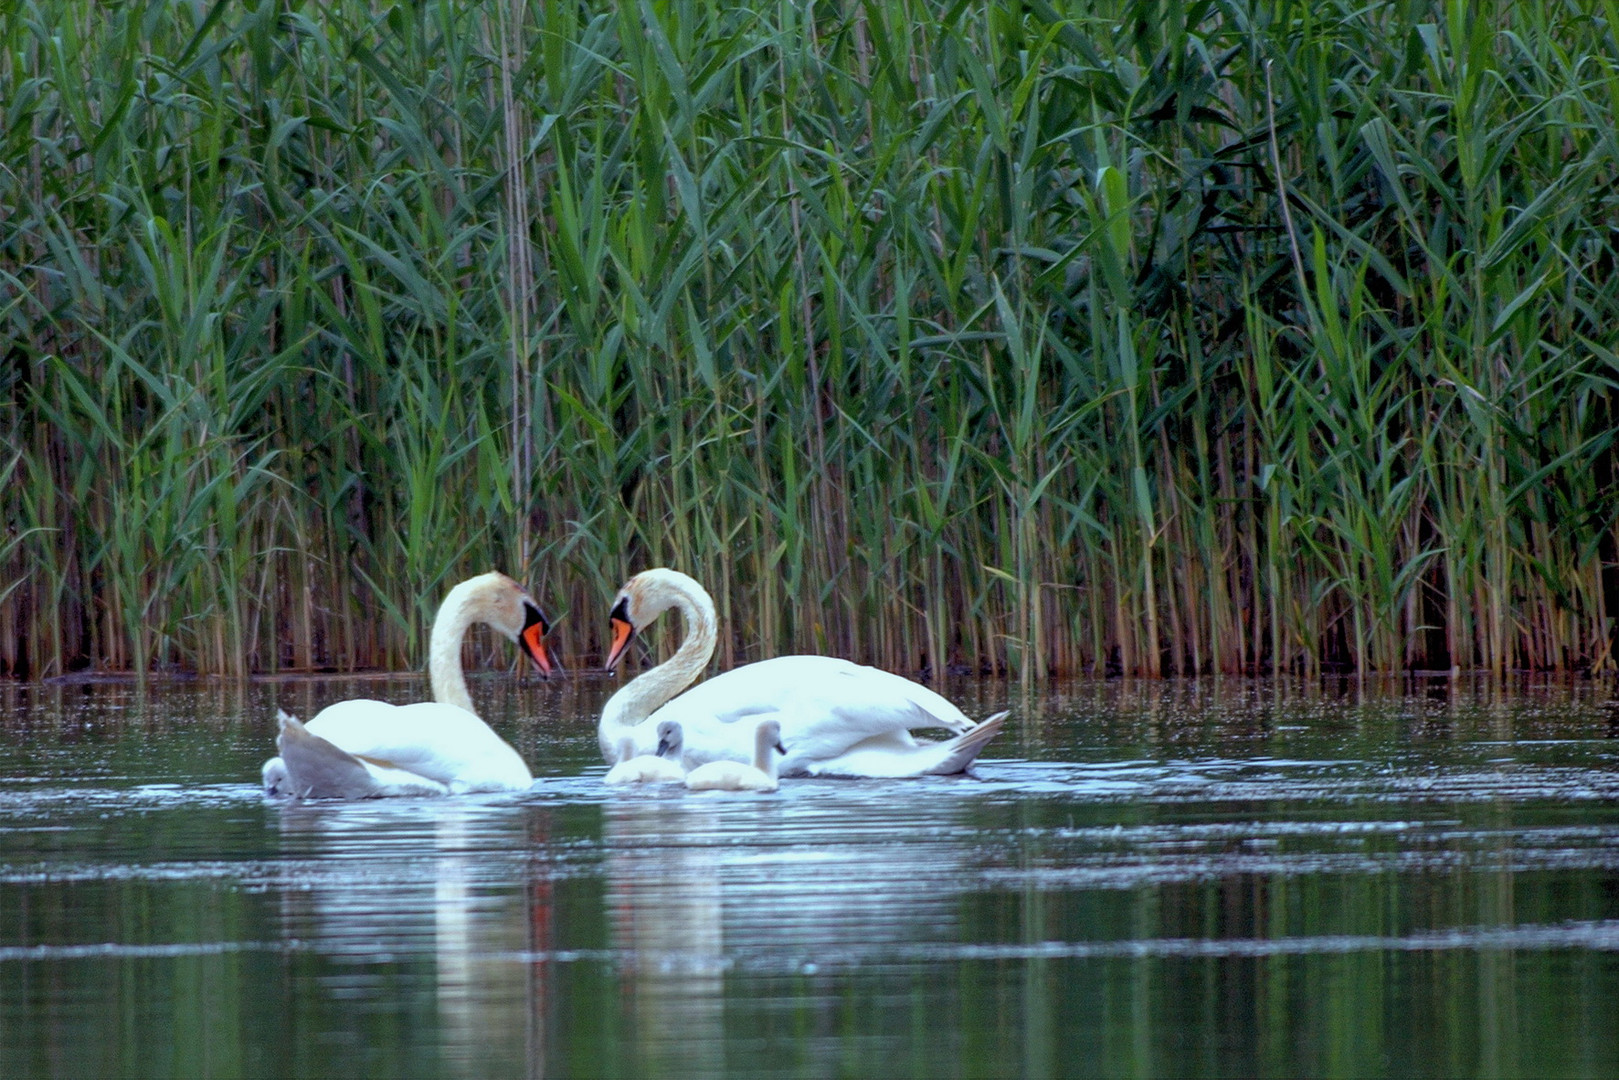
[2,676,1617,1078]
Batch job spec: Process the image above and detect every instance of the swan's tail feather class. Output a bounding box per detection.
[924,710,1009,774]
[274,711,380,798]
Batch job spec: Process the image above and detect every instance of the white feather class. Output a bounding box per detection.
[600,569,1006,777]
[261,572,547,799]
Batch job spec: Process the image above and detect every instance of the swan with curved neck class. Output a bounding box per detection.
[599,570,718,760]
[262,571,555,798]
[599,568,1007,777]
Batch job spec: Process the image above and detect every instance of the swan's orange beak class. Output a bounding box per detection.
[605,597,636,673]
[519,601,556,678]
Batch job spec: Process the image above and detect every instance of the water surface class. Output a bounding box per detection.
[2,676,1617,1077]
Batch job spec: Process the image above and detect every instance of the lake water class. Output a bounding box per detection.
[2,675,1617,1077]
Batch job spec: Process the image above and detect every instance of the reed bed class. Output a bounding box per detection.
[3,0,1617,681]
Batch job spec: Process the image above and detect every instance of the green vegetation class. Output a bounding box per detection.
[3,0,1617,679]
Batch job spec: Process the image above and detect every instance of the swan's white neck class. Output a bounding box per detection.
[427,582,480,714]
[599,580,716,755]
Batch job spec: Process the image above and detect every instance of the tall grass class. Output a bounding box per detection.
[2,0,1617,680]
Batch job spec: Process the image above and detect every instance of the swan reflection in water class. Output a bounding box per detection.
[602,782,978,1070]
[272,799,547,1077]
[605,796,727,1075]
[266,778,980,1076]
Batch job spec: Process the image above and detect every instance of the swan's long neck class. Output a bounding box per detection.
[599,583,717,749]
[427,584,479,715]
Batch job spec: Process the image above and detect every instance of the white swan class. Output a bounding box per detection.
[685,719,784,792]
[261,571,556,798]
[598,568,1008,777]
[603,720,688,785]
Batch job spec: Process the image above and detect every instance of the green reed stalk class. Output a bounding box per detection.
[2,0,1617,679]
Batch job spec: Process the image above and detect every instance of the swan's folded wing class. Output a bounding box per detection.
[642,653,979,770]
[712,703,783,725]
[275,713,446,797]
[822,661,973,733]
[304,700,532,791]
[796,710,1009,778]
[276,714,375,797]
[676,702,925,770]
[670,656,970,732]
[664,656,972,759]
[753,694,961,765]
[774,710,923,768]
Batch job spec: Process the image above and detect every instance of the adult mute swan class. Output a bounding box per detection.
[603,720,688,785]
[598,568,1008,777]
[685,719,784,792]
[262,571,556,798]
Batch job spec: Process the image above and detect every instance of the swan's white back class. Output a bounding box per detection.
[673,655,972,733]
